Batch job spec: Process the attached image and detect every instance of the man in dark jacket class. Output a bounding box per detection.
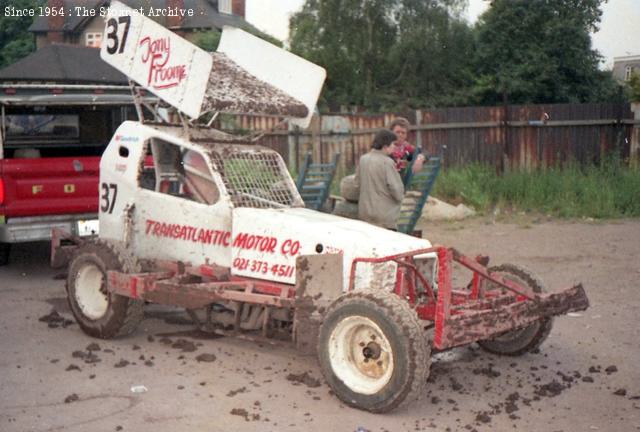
[355,129,405,229]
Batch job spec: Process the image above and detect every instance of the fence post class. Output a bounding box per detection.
[288,122,297,172]
[631,103,640,168]
[415,109,422,150]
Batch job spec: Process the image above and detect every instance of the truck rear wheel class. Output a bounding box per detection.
[318,290,430,413]
[0,243,10,266]
[477,264,553,356]
[66,240,144,339]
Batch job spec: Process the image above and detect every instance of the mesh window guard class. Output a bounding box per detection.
[210,150,300,209]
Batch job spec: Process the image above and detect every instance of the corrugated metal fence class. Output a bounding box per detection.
[221,103,638,176]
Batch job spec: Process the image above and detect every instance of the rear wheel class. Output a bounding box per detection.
[66,240,143,339]
[477,264,553,356]
[0,243,10,266]
[318,290,430,413]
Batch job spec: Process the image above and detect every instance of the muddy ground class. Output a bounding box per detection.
[0,218,638,432]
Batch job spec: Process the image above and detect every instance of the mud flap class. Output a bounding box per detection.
[50,228,86,269]
[436,284,589,350]
[293,254,343,355]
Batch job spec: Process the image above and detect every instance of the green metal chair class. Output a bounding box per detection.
[396,152,441,234]
[296,152,341,211]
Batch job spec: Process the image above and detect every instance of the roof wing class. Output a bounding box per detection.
[100,1,325,127]
[216,26,326,128]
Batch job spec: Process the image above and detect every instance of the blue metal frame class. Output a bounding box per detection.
[296,152,341,211]
[397,152,441,234]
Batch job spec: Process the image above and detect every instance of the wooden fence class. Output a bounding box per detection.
[222,102,639,177]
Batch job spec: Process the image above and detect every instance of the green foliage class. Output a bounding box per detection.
[473,0,618,105]
[628,72,640,103]
[193,27,282,52]
[433,160,640,218]
[193,31,222,52]
[0,0,43,68]
[289,0,475,110]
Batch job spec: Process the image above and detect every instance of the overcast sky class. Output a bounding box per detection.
[246,0,640,68]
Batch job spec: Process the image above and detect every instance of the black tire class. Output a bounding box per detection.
[477,264,553,356]
[66,240,144,339]
[318,290,430,413]
[0,243,10,266]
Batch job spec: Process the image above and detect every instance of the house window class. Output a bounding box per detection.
[218,0,232,14]
[625,66,636,81]
[85,32,102,48]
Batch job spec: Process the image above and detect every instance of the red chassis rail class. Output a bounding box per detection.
[348,246,589,351]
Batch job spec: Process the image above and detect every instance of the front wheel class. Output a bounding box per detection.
[66,240,144,339]
[477,264,553,356]
[318,290,430,413]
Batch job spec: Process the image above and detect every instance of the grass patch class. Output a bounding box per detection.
[432,160,640,218]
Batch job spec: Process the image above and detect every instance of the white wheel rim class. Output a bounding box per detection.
[328,316,394,395]
[74,263,109,320]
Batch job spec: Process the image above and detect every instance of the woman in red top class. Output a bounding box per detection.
[388,117,425,178]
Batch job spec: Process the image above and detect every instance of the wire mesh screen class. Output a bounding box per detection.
[210,149,301,209]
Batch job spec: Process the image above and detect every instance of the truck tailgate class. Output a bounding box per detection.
[0,157,100,218]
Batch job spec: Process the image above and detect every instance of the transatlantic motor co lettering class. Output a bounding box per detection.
[144,219,301,256]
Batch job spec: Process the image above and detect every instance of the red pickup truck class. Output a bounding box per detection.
[0,84,138,265]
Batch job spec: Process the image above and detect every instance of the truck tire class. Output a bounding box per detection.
[318,290,430,413]
[66,240,144,339]
[340,174,359,203]
[0,243,10,266]
[477,264,553,356]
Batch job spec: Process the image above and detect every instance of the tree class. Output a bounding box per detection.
[0,0,43,68]
[628,72,640,103]
[193,27,283,52]
[473,0,618,105]
[289,0,475,111]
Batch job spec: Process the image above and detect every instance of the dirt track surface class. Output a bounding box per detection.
[1,218,639,432]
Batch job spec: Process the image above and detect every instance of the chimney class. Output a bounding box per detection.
[167,0,185,30]
[47,0,65,43]
[231,0,245,18]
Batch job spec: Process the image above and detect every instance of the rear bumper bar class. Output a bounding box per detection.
[0,213,97,243]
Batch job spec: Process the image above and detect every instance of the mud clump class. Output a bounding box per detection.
[505,392,520,414]
[227,387,248,397]
[613,389,627,396]
[605,365,618,375]
[114,359,130,368]
[72,351,87,359]
[64,394,79,404]
[534,380,565,397]
[159,337,173,345]
[171,339,197,353]
[582,376,594,383]
[71,349,101,364]
[475,412,491,424]
[450,377,464,392]
[472,365,501,378]
[286,372,321,388]
[86,343,101,352]
[230,408,250,421]
[39,309,74,328]
[66,364,81,372]
[195,353,217,363]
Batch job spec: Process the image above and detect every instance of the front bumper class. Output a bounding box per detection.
[0,213,97,243]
